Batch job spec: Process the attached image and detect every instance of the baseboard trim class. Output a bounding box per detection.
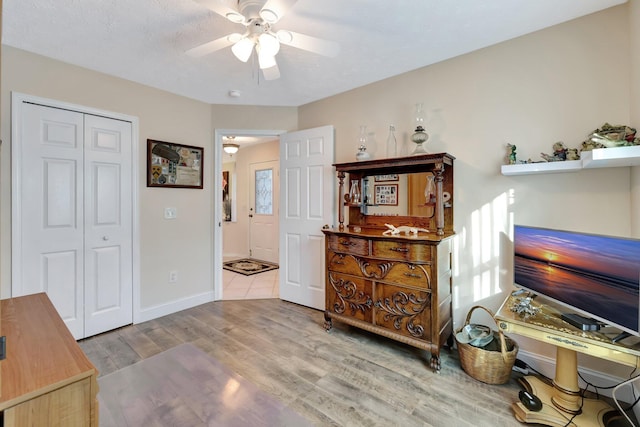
[136,291,214,323]
[516,349,638,408]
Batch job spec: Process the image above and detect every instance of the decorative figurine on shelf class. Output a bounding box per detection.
[382,223,429,235]
[541,141,568,162]
[566,148,580,160]
[509,289,540,317]
[506,143,517,165]
[582,123,639,150]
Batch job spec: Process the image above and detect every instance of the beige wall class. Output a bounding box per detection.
[1,3,638,377]
[222,139,280,258]
[300,5,636,370]
[0,46,296,314]
[631,0,640,238]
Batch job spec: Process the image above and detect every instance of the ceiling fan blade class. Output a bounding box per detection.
[276,30,339,57]
[186,34,238,57]
[259,0,298,24]
[194,0,246,24]
[261,61,281,81]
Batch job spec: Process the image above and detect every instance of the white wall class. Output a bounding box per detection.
[299,4,636,375]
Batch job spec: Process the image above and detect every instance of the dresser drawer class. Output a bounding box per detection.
[326,272,373,322]
[374,283,431,341]
[327,235,369,256]
[327,252,362,276]
[383,263,431,289]
[371,240,431,262]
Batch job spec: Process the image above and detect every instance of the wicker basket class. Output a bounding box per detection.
[455,305,518,385]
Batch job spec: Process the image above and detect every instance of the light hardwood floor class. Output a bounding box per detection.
[79,298,534,426]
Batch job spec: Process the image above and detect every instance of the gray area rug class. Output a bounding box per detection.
[98,343,311,426]
[223,258,279,276]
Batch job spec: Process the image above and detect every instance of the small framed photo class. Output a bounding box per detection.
[374,174,399,182]
[147,139,203,189]
[374,184,398,206]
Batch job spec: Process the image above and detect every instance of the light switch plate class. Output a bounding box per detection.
[164,207,177,219]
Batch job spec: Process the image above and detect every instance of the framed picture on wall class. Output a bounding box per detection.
[147,139,203,188]
[374,174,399,182]
[374,184,398,206]
[223,170,232,221]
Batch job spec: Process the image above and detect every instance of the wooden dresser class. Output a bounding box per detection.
[322,153,455,372]
[0,293,98,426]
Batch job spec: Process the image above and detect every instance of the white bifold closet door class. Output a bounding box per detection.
[14,102,133,339]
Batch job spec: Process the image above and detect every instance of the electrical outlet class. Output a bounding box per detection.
[169,270,178,283]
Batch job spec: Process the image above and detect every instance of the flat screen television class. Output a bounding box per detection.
[514,225,640,336]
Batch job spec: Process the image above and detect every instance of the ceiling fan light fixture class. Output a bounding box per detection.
[231,37,255,62]
[258,52,277,70]
[259,9,279,24]
[223,143,240,154]
[225,12,245,24]
[227,33,243,43]
[258,33,280,56]
[276,29,293,43]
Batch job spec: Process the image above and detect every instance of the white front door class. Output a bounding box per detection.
[13,100,133,339]
[249,160,279,263]
[279,125,334,310]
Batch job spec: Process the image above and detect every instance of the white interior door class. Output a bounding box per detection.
[83,115,133,337]
[13,100,133,339]
[279,125,334,309]
[16,103,85,338]
[249,160,279,263]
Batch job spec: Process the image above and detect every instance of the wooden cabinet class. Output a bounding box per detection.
[322,153,455,371]
[0,293,98,426]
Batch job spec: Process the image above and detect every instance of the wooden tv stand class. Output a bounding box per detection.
[0,293,99,426]
[495,295,640,427]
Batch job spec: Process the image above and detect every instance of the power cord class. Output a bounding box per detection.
[514,359,640,426]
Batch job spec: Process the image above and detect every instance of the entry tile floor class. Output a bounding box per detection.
[222,265,279,300]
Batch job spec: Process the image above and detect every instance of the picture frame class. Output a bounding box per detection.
[374,174,399,182]
[374,184,398,206]
[222,170,231,221]
[147,139,203,188]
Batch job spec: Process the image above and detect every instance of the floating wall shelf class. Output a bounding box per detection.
[501,146,640,176]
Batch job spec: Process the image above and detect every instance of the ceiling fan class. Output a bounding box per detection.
[186,0,339,80]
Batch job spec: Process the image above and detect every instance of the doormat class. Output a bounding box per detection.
[223,258,279,276]
[98,343,312,426]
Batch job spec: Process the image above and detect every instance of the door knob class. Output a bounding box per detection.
[102,236,109,241]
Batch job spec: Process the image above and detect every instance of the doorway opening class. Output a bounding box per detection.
[213,129,285,302]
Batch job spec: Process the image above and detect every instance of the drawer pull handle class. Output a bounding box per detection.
[404,272,422,278]
[339,240,356,247]
[390,247,409,253]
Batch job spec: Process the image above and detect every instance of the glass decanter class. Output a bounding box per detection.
[386,125,397,158]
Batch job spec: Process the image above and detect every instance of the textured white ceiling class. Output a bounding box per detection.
[2,0,626,107]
